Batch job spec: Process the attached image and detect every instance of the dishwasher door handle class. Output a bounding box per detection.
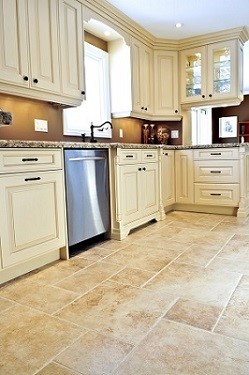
[68,156,106,161]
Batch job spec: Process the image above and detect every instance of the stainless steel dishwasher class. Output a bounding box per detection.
[64,149,110,247]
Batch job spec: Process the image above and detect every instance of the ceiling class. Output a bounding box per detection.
[105,0,249,40]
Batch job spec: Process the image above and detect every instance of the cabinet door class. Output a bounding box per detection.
[207,40,242,101]
[28,0,60,93]
[0,171,65,267]
[0,0,29,86]
[162,150,175,206]
[175,150,194,203]
[154,51,179,117]
[142,162,159,216]
[142,44,153,115]
[180,46,206,104]
[118,164,141,225]
[59,0,85,99]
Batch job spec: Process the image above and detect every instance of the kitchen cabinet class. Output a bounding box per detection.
[175,149,194,204]
[0,0,84,106]
[131,38,154,118]
[161,149,175,207]
[110,148,162,240]
[153,50,181,120]
[0,148,66,284]
[180,40,243,106]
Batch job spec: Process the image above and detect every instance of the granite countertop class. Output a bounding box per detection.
[0,140,246,149]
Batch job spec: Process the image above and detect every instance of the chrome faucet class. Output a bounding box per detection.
[90,121,112,142]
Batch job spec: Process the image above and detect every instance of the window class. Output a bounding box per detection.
[191,107,212,145]
[63,42,112,138]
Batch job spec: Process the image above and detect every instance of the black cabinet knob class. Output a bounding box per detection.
[175,110,178,113]
[202,94,205,98]
[209,94,212,98]
[23,76,29,81]
[144,107,148,111]
[81,91,85,95]
[33,78,38,84]
[141,107,144,110]
[138,167,142,171]
[143,167,146,171]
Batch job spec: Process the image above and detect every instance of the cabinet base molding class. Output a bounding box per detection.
[166,203,238,217]
[0,249,60,285]
[111,212,162,240]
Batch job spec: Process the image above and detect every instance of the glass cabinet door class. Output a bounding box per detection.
[212,46,231,94]
[181,47,206,102]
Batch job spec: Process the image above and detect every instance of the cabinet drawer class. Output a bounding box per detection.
[194,160,239,183]
[193,148,239,160]
[117,149,141,164]
[141,149,158,162]
[194,183,240,206]
[0,149,62,173]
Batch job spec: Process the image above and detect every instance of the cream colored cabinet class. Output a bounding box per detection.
[0,0,84,106]
[180,40,243,106]
[153,50,181,120]
[161,149,175,207]
[131,38,153,118]
[193,148,240,206]
[0,149,66,284]
[110,148,162,240]
[175,149,194,204]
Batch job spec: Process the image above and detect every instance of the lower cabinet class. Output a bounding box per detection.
[175,149,194,204]
[161,149,175,207]
[0,148,66,284]
[110,148,163,240]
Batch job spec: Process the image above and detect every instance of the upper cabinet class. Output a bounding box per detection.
[153,50,181,120]
[0,0,85,106]
[180,39,244,107]
[131,37,153,118]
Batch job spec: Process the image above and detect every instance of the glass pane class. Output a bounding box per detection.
[185,52,202,97]
[213,47,231,94]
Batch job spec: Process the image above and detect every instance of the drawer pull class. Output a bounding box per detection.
[210,153,221,156]
[210,170,221,173]
[146,154,153,157]
[125,155,134,158]
[25,177,41,182]
[164,153,168,156]
[22,158,38,162]
[210,193,221,196]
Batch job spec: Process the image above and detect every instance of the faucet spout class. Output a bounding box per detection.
[90,121,112,142]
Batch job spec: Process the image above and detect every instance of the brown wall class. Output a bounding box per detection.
[212,95,249,143]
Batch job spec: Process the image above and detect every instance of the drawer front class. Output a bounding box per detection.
[117,149,141,164]
[141,149,158,162]
[194,183,240,206]
[0,149,62,173]
[194,160,240,183]
[193,148,239,160]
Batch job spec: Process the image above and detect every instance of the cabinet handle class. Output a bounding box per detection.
[210,152,221,156]
[146,154,153,158]
[202,94,205,98]
[144,107,148,111]
[24,177,41,182]
[138,167,142,171]
[164,153,168,156]
[175,110,178,113]
[209,94,212,98]
[81,91,85,95]
[210,193,221,196]
[33,78,38,84]
[22,158,38,162]
[125,155,134,158]
[143,167,146,171]
[23,75,29,81]
[210,170,221,173]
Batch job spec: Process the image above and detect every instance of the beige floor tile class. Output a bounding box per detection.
[0,278,79,314]
[0,296,16,313]
[27,257,95,285]
[37,362,81,375]
[55,280,176,345]
[109,267,155,287]
[104,244,172,272]
[175,243,222,267]
[214,282,249,342]
[114,319,249,375]
[164,298,222,331]
[74,245,121,261]
[97,240,130,251]
[144,262,241,308]
[55,261,123,295]
[208,256,249,276]
[55,330,133,375]
[0,304,86,375]
[211,221,249,235]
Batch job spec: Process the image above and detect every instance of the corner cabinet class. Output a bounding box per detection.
[0,0,85,106]
[180,39,243,107]
[0,148,67,284]
[131,38,154,118]
[109,148,164,240]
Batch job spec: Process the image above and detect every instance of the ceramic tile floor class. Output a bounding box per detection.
[1,211,249,374]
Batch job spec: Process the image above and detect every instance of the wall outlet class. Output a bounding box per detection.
[171,130,179,138]
[34,119,48,132]
[119,129,123,138]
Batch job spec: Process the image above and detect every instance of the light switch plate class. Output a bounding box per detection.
[171,130,179,138]
[34,119,48,132]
